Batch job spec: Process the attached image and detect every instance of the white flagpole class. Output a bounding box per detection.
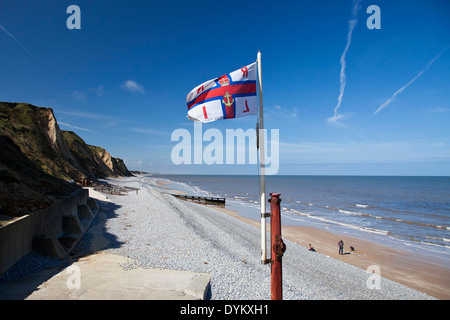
[257,50,268,264]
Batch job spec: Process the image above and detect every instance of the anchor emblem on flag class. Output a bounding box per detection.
[222,91,234,107]
[221,90,235,118]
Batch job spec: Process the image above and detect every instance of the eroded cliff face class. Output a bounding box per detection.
[62,131,132,179]
[38,108,76,165]
[0,102,81,181]
[93,148,131,177]
[113,158,131,177]
[0,102,132,217]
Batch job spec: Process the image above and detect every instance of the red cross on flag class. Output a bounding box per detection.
[186,62,257,122]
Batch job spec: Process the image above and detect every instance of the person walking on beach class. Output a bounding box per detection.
[338,240,344,255]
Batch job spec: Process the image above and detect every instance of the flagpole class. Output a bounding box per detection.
[257,50,268,265]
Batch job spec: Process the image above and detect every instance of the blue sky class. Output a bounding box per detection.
[1,0,449,176]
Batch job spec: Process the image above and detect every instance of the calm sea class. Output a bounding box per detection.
[153,174,450,260]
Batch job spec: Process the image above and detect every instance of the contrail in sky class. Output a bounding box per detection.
[374,45,449,115]
[327,0,362,124]
[0,24,38,60]
[58,122,98,134]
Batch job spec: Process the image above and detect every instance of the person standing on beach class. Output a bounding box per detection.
[338,240,344,255]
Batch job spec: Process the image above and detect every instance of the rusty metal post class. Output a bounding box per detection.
[269,193,285,300]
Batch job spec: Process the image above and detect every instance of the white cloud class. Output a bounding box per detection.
[291,107,298,119]
[129,127,170,136]
[421,107,450,114]
[121,80,145,94]
[326,113,346,126]
[89,85,105,96]
[68,90,86,101]
[268,105,299,121]
[124,159,144,168]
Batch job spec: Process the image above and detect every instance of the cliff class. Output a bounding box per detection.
[61,131,132,179]
[0,102,132,217]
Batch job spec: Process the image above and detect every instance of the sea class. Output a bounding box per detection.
[153,174,450,264]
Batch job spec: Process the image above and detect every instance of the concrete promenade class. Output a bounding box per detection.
[0,253,211,300]
[0,188,211,300]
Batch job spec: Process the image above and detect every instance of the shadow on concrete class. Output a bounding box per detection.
[0,198,124,300]
[70,199,125,257]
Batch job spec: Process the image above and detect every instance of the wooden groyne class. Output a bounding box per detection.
[172,194,225,207]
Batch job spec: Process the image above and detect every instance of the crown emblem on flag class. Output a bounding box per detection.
[218,75,230,86]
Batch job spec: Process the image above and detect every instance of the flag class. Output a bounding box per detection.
[186,62,257,122]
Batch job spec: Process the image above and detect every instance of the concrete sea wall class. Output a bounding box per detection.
[0,188,98,275]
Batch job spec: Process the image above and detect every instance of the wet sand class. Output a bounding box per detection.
[155,179,187,195]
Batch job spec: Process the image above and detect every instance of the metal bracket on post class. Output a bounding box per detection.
[261,211,271,264]
[273,235,286,262]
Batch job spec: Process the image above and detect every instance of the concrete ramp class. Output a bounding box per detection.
[0,253,211,300]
